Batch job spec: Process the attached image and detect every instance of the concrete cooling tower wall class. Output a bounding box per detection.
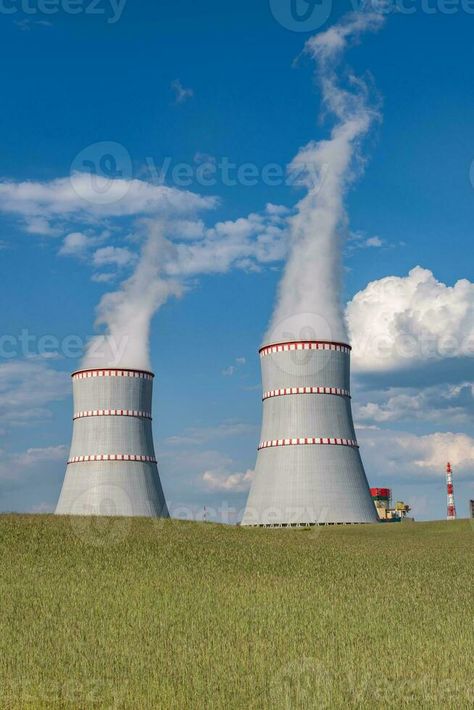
[241,341,377,527]
[55,368,169,518]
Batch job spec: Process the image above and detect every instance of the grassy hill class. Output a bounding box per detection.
[1,515,473,709]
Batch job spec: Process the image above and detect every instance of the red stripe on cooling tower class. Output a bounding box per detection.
[259,341,351,357]
[73,409,152,420]
[72,368,154,380]
[68,454,157,464]
[258,438,358,450]
[262,386,350,400]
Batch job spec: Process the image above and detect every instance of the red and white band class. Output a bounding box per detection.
[260,341,350,357]
[73,369,153,381]
[263,386,350,400]
[73,409,152,420]
[258,438,358,450]
[68,454,157,464]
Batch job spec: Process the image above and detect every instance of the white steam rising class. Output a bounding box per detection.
[82,221,185,371]
[266,12,384,346]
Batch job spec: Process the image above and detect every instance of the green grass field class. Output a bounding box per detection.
[1,515,473,709]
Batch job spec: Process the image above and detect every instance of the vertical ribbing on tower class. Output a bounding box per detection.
[55,368,169,518]
[241,340,377,527]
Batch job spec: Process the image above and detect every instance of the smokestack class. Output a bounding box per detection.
[241,340,377,526]
[55,368,169,518]
[446,462,457,521]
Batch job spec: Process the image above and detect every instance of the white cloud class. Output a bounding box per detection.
[59,232,92,257]
[167,204,289,277]
[202,468,254,492]
[0,175,216,235]
[0,444,67,482]
[0,361,70,427]
[171,79,194,104]
[93,246,136,268]
[365,236,383,248]
[348,231,385,251]
[355,382,474,424]
[222,356,247,377]
[358,428,474,481]
[91,272,116,284]
[347,267,474,372]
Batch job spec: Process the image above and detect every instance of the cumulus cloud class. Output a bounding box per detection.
[0,174,216,235]
[92,246,136,269]
[358,428,474,481]
[202,468,254,492]
[355,382,474,424]
[166,204,289,277]
[347,267,474,372]
[59,232,93,257]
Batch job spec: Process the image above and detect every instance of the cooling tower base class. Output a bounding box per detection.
[55,461,169,518]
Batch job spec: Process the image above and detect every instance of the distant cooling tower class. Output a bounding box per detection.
[55,368,169,518]
[242,341,377,526]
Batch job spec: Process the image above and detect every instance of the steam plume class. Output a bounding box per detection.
[82,220,184,371]
[266,12,384,346]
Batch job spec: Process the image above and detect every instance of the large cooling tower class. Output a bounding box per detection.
[241,341,377,526]
[55,368,169,518]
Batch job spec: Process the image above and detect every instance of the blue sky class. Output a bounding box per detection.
[0,1,473,521]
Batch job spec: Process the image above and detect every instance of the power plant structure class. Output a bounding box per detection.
[370,488,411,522]
[55,368,169,518]
[241,340,378,527]
[446,462,457,521]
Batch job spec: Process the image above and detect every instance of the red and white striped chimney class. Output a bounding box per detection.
[446,462,457,521]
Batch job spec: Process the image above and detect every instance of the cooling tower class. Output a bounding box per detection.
[55,368,169,518]
[241,341,377,526]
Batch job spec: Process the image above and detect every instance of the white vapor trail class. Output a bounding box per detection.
[82,221,184,371]
[266,12,384,346]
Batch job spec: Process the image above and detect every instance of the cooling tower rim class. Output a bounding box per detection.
[71,367,155,379]
[259,339,351,355]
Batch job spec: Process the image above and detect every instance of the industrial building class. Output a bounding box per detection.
[55,368,169,518]
[370,488,411,522]
[241,340,378,527]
